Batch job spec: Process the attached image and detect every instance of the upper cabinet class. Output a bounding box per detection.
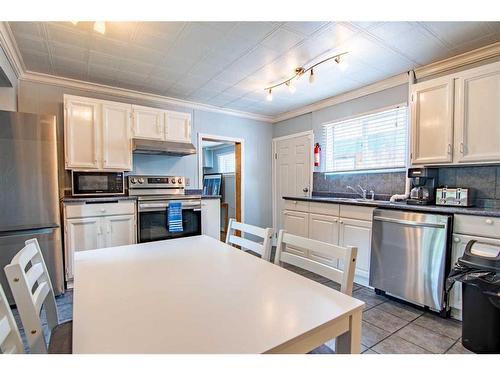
[64,98,100,169]
[454,63,500,163]
[64,94,193,171]
[131,105,164,140]
[165,111,192,143]
[410,77,454,165]
[65,95,132,171]
[411,60,500,166]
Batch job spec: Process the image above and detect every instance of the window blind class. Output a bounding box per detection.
[218,152,235,174]
[323,106,408,173]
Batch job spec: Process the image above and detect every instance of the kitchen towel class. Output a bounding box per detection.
[167,201,183,232]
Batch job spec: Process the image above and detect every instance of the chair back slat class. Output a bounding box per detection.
[0,284,24,354]
[225,218,273,261]
[26,263,44,290]
[275,230,358,296]
[4,239,60,354]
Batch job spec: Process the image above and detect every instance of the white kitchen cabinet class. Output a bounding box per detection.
[165,111,191,143]
[282,210,309,257]
[102,102,132,170]
[410,76,455,165]
[63,201,136,281]
[201,198,221,240]
[308,213,340,267]
[132,105,164,140]
[64,95,132,171]
[64,97,100,169]
[455,63,500,163]
[339,218,372,286]
[104,215,136,247]
[65,217,103,281]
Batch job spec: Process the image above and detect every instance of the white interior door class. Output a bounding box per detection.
[274,133,312,231]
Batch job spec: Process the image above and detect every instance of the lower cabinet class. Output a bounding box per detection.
[201,198,221,240]
[63,201,136,282]
[282,203,373,286]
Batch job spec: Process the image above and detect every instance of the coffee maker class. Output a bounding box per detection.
[407,167,438,205]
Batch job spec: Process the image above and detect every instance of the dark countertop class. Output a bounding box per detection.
[283,196,500,218]
[201,195,221,199]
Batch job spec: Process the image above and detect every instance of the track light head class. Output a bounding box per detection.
[286,81,296,94]
[309,69,315,84]
[266,89,273,101]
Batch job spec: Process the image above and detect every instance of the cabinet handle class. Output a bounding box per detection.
[339,220,344,224]
[447,144,452,154]
[100,208,106,213]
[485,219,493,225]
[459,142,464,153]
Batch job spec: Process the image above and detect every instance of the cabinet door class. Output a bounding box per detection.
[339,218,372,286]
[103,215,136,248]
[455,63,500,163]
[308,213,340,267]
[65,217,103,280]
[202,199,221,240]
[411,77,454,165]
[65,98,100,169]
[132,105,164,140]
[102,102,132,170]
[282,210,309,257]
[165,111,191,143]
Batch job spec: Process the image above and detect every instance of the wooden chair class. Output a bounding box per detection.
[0,284,24,354]
[4,239,72,354]
[225,218,274,262]
[275,230,358,296]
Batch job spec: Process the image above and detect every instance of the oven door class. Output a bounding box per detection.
[138,200,202,243]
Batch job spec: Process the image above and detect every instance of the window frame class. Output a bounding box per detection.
[217,151,236,174]
[321,103,409,175]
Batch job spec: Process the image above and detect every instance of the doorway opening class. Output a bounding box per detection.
[198,134,244,241]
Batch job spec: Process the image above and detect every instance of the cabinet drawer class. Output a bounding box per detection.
[65,201,135,219]
[339,204,374,221]
[284,199,310,212]
[309,202,340,216]
[453,214,500,239]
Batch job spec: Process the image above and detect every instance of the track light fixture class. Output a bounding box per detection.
[264,51,348,100]
[266,88,273,101]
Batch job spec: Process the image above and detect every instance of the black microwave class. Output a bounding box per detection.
[71,171,125,196]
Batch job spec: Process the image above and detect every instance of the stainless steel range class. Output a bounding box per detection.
[128,175,202,243]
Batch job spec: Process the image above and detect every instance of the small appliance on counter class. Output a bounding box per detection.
[436,187,473,207]
[407,167,438,205]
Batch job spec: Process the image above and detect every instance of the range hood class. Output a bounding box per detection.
[132,139,197,156]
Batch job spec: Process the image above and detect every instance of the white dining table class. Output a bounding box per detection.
[72,235,364,354]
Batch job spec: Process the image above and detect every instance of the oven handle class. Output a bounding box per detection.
[138,201,202,212]
[373,216,446,229]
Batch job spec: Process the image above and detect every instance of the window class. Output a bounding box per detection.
[217,152,235,174]
[323,106,408,173]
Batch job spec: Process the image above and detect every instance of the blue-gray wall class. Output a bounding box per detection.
[18,80,273,228]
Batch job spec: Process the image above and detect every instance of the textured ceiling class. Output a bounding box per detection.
[8,21,500,116]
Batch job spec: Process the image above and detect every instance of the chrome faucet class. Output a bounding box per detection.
[346,185,367,199]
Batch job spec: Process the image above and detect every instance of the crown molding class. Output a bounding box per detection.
[0,22,25,78]
[414,41,500,80]
[272,72,409,123]
[20,71,274,123]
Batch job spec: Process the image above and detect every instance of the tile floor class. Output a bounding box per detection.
[12,262,472,354]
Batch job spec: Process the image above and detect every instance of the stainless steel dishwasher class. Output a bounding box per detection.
[370,208,453,314]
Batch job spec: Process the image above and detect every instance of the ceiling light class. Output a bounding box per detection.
[309,68,315,84]
[93,21,106,35]
[266,89,273,102]
[335,55,348,71]
[264,51,348,100]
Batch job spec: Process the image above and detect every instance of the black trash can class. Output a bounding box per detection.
[447,240,500,354]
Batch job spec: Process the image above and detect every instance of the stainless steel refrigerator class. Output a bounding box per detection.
[0,110,64,304]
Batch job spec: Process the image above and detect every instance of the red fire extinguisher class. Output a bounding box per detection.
[314,143,321,167]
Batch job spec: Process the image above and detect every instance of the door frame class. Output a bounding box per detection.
[272,130,314,237]
[197,133,245,224]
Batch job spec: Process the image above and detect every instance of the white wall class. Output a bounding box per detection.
[17,80,274,228]
[0,46,17,111]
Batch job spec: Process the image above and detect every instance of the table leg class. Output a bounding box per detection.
[336,309,362,354]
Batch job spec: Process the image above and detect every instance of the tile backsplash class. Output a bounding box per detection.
[313,165,500,208]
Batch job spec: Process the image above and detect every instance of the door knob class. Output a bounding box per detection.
[303,187,309,193]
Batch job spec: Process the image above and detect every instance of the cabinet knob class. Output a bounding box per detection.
[339,220,344,224]
[293,201,297,204]
[485,219,493,225]
[453,237,460,243]
[100,208,106,212]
